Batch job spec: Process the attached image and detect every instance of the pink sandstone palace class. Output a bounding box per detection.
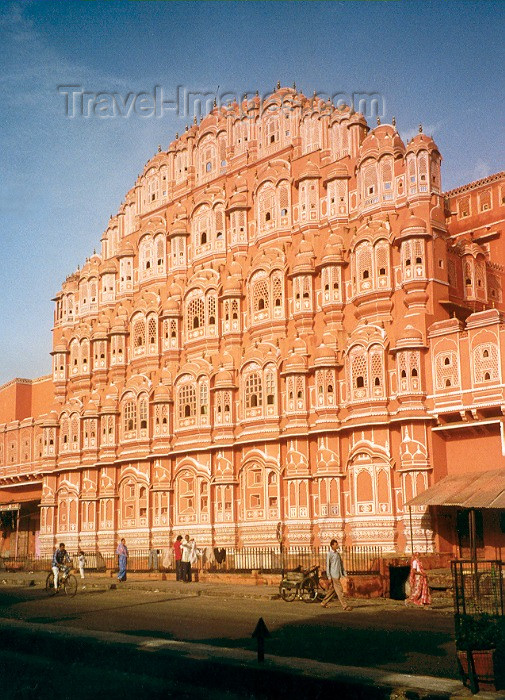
[1,85,505,560]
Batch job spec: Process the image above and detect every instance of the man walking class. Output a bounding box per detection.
[174,535,183,581]
[321,539,352,610]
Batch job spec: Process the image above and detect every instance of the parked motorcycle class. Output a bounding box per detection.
[279,564,322,603]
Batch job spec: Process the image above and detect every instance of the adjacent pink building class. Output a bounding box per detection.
[1,86,504,559]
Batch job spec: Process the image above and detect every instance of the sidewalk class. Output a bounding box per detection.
[0,568,455,609]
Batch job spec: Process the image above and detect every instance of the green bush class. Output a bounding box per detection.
[456,614,505,652]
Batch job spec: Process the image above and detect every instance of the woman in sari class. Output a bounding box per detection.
[116,538,128,582]
[406,552,431,606]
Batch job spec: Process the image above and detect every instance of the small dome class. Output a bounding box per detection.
[163,297,180,314]
[117,241,134,258]
[228,261,242,277]
[153,382,172,402]
[406,131,439,155]
[360,124,405,161]
[223,275,242,293]
[102,395,118,411]
[83,399,99,417]
[233,173,248,191]
[325,163,349,182]
[214,368,235,389]
[401,215,427,233]
[283,352,307,373]
[298,237,314,256]
[228,190,248,209]
[394,324,424,350]
[297,159,320,182]
[110,318,127,333]
[99,261,116,275]
[92,322,109,339]
[321,233,344,264]
[314,343,337,365]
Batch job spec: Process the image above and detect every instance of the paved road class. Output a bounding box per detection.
[0,585,458,680]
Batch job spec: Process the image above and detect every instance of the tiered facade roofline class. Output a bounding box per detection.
[1,86,505,555]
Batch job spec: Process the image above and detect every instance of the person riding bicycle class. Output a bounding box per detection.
[52,542,71,590]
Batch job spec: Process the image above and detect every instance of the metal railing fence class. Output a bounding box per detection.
[452,559,504,617]
[1,545,382,576]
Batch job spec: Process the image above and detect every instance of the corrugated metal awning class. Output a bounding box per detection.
[407,468,505,509]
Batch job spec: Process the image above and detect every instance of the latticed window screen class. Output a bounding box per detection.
[408,157,416,187]
[279,184,289,213]
[245,372,262,408]
[123,398,137,433]
[258,186,275,231]
[187,297,205,331]
[370,348,384,391]
[199,381,208,415]
[356,243,373,287]
[156,237,165,269]
[435,352,459,389]
[272,272,283,308]
[148,316,157,345]
[464,260,473,286]
[351,348,367,392]
[375,242,389,279]
[265,370,276,405]
[253,278,269,312]
[178,382,197,419]
[475,261,486,292]
[133,319,146,347]
[325,370,334,401]
[398,352,408,390]
[412,240,423,264]
[81,340,89,371]
[215,209,224,237]
[474,344,499,383]
[459,196,470,217]
[488,273,502,302]
[381,159,393,190]
[363,163,377,197]
[207,295,217,324]
[139,398,148,430]
[448,259,457,288]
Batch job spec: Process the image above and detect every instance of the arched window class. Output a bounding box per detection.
[187,297,205,332]
[178,378,197,424]
[257,183,276,235]
[473,343,499,384]
[139,395,149,433]
[122,394,137,438]
[245,371,262,410]
[133,317,146,353]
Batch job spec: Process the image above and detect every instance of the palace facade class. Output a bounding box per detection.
[1,85,505,558]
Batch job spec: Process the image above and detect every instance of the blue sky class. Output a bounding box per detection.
[1,1,504,385]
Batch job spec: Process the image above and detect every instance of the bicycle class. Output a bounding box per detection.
[279,565,324,603]
[46,566,78,597]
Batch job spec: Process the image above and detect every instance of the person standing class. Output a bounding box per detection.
[321,539,352,610]
[116,538,128,582]
[406,552,431,607]
[189,537,199,580]
[174,535,183,581]
[78,550,86,589]
[181,534,192,583]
